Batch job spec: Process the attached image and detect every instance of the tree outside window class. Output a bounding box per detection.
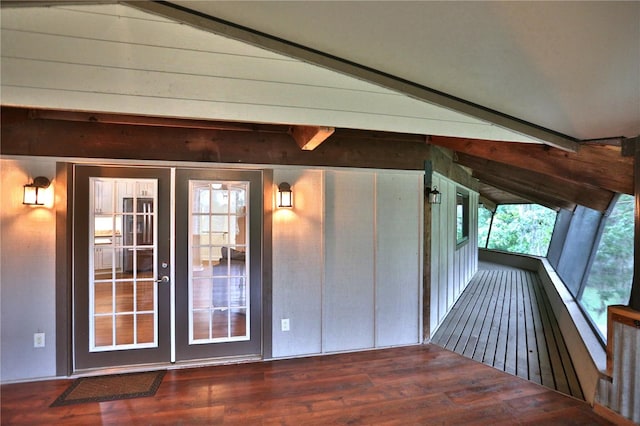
[484,204,556,257]
[578,194,634,339]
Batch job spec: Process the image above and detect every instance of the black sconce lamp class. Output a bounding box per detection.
[424,160,442,204]
[23,176,51,205]
[426,186,442,204]
[277,182,293,208]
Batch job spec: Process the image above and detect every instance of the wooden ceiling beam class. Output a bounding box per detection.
[478,196,497,213]
[290,125,335,150]
[430,136,633,195]
[455,152,615,212]
[0,107,430,170]
[473,171,576,211]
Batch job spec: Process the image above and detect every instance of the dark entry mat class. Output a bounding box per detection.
[50,370,165,407]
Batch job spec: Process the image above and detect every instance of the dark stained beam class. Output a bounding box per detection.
[478,183,532,207]
[455,152,615,212]
[430,136,633,195]
[0,107,431,171]
[473,170,576,211]
[622,135,640,157]
[290,125,335,150]
[478,195,497,213]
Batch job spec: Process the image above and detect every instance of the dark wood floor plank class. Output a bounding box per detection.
[453,270,492,354]
[437,272,486,350]
[530,273,572,396]
[505,271,519,376]
[470,270,500,362]
[522,271,542,385]
[0,345,611,425]
[494,271,513,371]
[430,272,480,347]
[524,271,549,387]
[515,271,530,379]
[480,270,509,366]
[462,270,498,358]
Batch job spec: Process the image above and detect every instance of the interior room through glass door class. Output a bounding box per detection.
[174,169,263,361]
[73,166,172,370]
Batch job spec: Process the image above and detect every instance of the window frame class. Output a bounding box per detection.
[456,189,470,248]
[576,193,634,343]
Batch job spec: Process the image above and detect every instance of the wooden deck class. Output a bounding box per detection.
[432,263,584,399]
[1,345,610,425]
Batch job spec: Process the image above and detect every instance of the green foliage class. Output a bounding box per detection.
[484,204,556,257]
[478,207,492,248]
[578,195,634,337]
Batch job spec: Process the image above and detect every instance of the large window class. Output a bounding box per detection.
[480,204,557,257]
[578,194,634,338]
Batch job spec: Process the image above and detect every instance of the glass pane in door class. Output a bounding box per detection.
[189,181,249,343]
[89,178,158,352]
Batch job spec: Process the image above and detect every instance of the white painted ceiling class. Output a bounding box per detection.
[172,1,640,142]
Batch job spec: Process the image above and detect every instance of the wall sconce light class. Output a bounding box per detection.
[424,160,441,205]
[426,187,442,204]
[277,182,293,208]
[23,176,51,206]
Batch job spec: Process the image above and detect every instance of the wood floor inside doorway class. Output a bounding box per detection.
[432,262,584,399]
[1,345,610,425]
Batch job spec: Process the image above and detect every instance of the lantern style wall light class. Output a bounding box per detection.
[277,182,293,208]
[23,176,51,206]
[426,186,442,204]
[424,160,442,204]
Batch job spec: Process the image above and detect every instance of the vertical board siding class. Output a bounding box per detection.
[271,168,422,358]
[272,170,324,358]
[375,173,422,347]
[430,173,479,337]
[323,171,376,352]
[0,158,58,382]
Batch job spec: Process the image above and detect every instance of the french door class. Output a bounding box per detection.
[73,166,262,371]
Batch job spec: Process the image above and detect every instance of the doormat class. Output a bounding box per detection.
[50,370,166,407]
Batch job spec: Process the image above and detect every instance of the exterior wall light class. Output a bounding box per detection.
[277,182,293,208]
[426,187,442,204]
[23,176,51,205]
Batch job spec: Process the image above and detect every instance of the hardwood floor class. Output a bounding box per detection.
[1,345,611,425]
[432,265,584,399]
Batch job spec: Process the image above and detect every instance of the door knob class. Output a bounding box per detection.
[156,275,170,284]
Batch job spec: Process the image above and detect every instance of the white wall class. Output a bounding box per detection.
[0,3,537,143]
[272,168,423,358]
[429,173,479,336]
[1,157,58,382]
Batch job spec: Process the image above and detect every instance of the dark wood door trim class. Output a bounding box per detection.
[73,166,173,370]
[55,163,73,376]
[174,168,264,361]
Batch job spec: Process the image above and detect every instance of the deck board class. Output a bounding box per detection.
[432,265,584,399]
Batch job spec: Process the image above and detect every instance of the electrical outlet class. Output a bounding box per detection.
[34,332,45,348]
[281,318,290,332]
